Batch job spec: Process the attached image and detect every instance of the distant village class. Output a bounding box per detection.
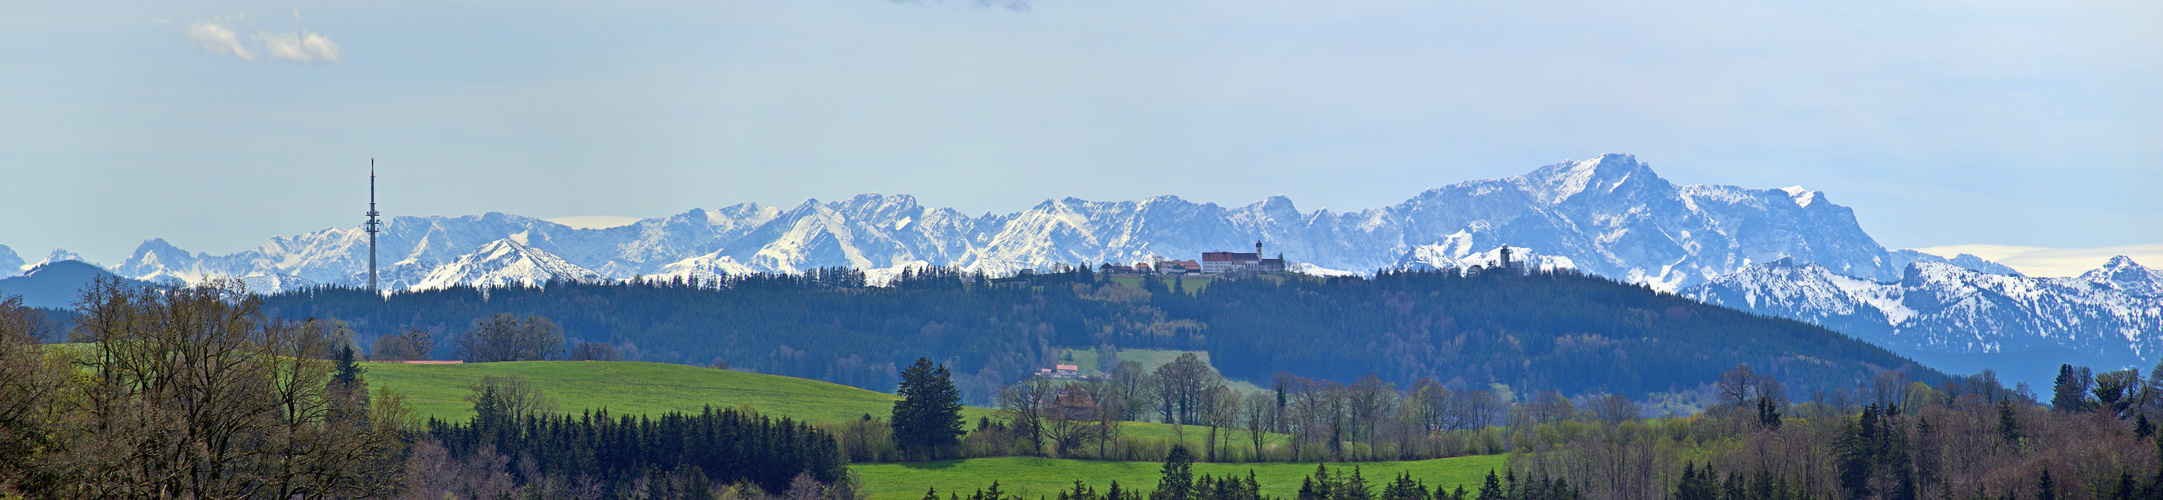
[1095,240,1288,275]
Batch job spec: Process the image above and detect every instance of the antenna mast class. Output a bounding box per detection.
[366,160,382,292]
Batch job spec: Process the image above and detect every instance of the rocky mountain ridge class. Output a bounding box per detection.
[87,154,1915,294]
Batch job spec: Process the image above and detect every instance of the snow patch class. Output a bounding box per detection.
[1779,186,1817,208]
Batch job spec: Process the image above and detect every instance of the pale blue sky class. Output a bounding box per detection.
[2,0,2157,266]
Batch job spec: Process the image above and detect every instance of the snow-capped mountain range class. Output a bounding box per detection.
[3,154,2154,373]
[79,154,1913,293]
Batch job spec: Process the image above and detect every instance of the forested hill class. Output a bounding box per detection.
[256,268,1946,402]
[1196,270,1947,395]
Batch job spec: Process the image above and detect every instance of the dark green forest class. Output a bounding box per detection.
[244,267,1943,403]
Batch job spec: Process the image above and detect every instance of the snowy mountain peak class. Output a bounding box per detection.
[2100,255,2147,270]
[1518,153,1654,205]
[404,238,602,291]
[34,249,84,268]
[2080,255,2161,298]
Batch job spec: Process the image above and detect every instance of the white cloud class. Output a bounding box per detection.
[186,22,256,62]
[1912,244,2163,277]
[256,30,341,62]
[183,12,341,63]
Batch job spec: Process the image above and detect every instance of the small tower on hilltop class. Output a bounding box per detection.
[1498,245,1513,272]
[365,161,383,292]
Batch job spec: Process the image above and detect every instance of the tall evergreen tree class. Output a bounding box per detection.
[1339,466,1372,500]
[1998,399,2023,444]
[2051,365,2092,412]
[1154,446,1195,500]
[893,357,965,457]
[1476,470,1505,500]
[1838,405,1882,500]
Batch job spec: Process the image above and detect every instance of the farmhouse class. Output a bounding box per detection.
[1156,259,1201,275]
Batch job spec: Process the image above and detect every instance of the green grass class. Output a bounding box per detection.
[851,455,1509,500]
[365,361,998,424]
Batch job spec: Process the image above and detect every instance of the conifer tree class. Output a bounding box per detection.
[1476,470,1505,500]
[1340,466,1371,500]
[893,357,965,458]
[2051,365,2092,412]
[1998,399,2023,444]
[1154,445,1194,500]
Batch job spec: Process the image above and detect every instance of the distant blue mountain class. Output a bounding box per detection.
[0,260,152,310]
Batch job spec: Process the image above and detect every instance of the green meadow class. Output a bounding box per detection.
[851,455,1509,500]
[364,360,996,423]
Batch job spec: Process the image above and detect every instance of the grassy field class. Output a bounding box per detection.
[365,361,1000,423]
[851,455,1509,500]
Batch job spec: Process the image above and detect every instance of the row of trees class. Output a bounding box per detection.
[369,312,629,363]
[933,445,1582,500]
[1511,366,2162,500]
[964,357,2092,466]
[418,404,849,498]
[975,350,1612,462]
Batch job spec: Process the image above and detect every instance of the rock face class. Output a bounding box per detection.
[102,154,1908,293]
[1685,256,2163,370]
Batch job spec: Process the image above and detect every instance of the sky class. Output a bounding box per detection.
[1,0,2157,275]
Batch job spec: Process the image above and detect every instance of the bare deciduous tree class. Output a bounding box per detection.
[372,328,436,361]
[465,375,559,426]
[42,277,410,499]
[455,313,565,362]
